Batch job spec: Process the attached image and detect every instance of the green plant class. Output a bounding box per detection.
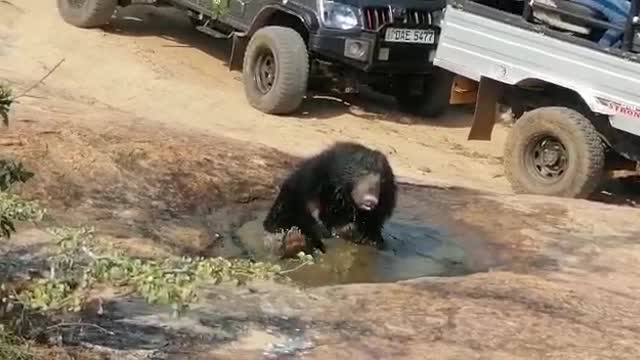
[15,227,286,317]
[0,201,312,352]
[0,161,40,239]
[0,193,44,239]
[0,216,15,241]
[0,161,35,192]
[0,325,31,360]
[211,0,229,17]
[0,84,12,127]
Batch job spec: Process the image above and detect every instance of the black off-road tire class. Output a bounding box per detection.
[504,106,606,198]
[57,0,118,28]
[242,26,309,115]
[395,68,455,118]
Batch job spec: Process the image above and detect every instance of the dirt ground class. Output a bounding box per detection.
[2,1,640,359]
[0,0,513,192]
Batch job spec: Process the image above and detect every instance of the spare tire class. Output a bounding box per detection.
[57,0,118,28]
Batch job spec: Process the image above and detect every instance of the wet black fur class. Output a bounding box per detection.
[263,141,397,252]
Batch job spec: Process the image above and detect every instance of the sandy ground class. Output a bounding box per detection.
[0,0,510,192]
[2,1,640,360]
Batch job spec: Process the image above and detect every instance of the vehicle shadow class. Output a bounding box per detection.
[589,173,640,208]
[102,5,474,127]
[104,5,232,67]
[299,87,477,128]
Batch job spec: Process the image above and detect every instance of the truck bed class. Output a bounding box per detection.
[434,0,640,136]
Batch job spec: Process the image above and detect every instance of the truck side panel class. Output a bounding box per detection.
[434,3,640,136]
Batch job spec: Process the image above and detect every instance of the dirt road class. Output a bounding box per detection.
[1,0,510,192]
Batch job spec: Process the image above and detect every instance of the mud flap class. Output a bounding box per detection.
[229,33,248,72]
[468,76,504,141]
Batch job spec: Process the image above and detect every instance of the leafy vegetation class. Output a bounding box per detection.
[211,0,229,17]
[0,162,42,239]
[0,159,312,357]
[0,84,41,239]
[0,81,314,357]
[14,226,287,316]
[0,224,311,360]
[0,326,31,360]
[0,199,311,358]
[0,84,12,127]
[0,118,42,358]
[0,161,35,192]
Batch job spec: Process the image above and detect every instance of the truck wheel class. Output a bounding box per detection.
[395,68,455,118]
[242,26,309,115]
[57,0,118,28]
[504,106,606,198]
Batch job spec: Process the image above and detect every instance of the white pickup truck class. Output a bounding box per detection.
[433,0,640,198]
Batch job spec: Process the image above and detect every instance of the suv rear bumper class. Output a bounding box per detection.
[308,25,439,74]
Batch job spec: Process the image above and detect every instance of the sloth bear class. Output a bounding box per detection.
[263,141,397,255]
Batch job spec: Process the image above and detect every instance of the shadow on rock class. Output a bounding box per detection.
[590,173,640,208]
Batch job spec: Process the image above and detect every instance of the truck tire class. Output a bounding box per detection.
[395,68,455,118]
[57,0,118,28]
[242,26,309,115]
[504,106,606,198]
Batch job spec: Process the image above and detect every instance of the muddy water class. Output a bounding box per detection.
[228,184,494,287]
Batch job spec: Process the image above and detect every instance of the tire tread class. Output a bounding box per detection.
[242,26,308,115]
[504,106,605,198]
[57,0,118,28]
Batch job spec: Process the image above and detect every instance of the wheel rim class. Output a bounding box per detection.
[524,134,569,184]
[68,0,87,8]
[253,48,276,95]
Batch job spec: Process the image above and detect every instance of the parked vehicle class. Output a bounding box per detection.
[433,0,640,198]
[57,0,454,116]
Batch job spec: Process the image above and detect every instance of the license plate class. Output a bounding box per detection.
[384,28,435,44]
